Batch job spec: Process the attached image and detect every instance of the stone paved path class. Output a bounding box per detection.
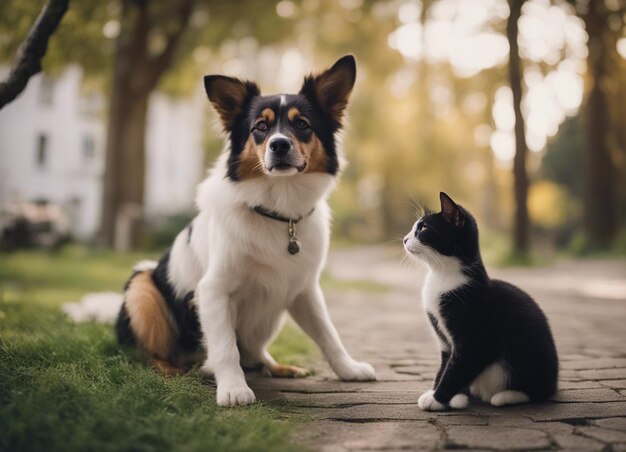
[248,247,626,451]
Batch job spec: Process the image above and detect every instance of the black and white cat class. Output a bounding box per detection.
[403,192,558,411]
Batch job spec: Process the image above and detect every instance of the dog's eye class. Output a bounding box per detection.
[255,121,268,132]
[294,118,309,130]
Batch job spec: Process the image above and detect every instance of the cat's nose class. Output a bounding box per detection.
[403,235,409,244]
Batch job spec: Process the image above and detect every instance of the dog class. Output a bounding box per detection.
[116,55,376,406]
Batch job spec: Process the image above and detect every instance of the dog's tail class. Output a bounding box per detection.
[116,262,185,375]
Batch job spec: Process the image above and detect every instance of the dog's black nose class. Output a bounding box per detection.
[269,137,292,156]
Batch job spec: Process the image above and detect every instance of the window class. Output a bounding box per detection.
[36,133,48,169]
[82,134,95,161]
[39,76,55,106]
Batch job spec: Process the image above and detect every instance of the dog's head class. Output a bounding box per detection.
[204,55,356,181]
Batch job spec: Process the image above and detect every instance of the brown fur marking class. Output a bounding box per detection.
[288,107,301,122]
[151,358,186,377]
[124,271,175,361]
[261,108,275,123]
[236,136,267,180]
[301,134,328,174]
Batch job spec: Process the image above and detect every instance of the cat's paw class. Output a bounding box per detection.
[418,390,447,411]
[449,393,470,409]
[490,390,529,407]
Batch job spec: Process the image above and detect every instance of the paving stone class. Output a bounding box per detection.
[560,358,626,370]
[434,415,488,426]
[558,380,603,389]
[487,415,535,426]
[576,426,626,443]
[512,401,626,421]
[553,433,605,451]
[592,417,626,431]
[550,388,625,402]
[250,378,423,394]
[294,420,441,451]
[445,426,551,450]
[529,421,574,434]
[262,391,421,407]
[598,379,626,389]
[291,403,463,421]
[578,368,626,380]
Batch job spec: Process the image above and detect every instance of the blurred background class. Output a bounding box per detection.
[1,0,625,262]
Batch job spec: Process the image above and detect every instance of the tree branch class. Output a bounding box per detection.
[0,0,69,109]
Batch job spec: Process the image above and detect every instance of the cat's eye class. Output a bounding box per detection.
[417,223,427,232]
[255,121,269,132]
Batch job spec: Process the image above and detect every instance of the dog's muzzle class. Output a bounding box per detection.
[265,135,306,174]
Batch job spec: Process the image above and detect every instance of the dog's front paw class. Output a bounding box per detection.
[336,360,376,381]
[216,383,256,407]
[418,390,447,411]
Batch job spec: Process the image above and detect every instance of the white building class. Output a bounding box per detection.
[0,65,204,240]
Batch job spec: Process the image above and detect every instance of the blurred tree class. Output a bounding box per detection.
[0,0,68,109]
[507,0,530,257]
[572,0,624,249]
[101,0,194,250]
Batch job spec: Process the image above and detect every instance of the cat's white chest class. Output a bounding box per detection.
[421,261,469,353]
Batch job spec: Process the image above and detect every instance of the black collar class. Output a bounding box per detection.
[251,205,315,224]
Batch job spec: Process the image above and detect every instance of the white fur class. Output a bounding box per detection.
[418,390,446,411]
[62,292,123,323]
[404,226,468,353]
[132,260,158,272]
[418,390,469,411]
[490,390,530,407]
[470,361,510,402]
[167,152,374,406]
[449,393,470,409]
[62,260,155,323]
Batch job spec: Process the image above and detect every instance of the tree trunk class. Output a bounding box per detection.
[582,2,618,249]
[507,0,530,257]
[100,0,193,249]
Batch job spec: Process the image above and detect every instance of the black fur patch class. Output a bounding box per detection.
[150,250,202,355]
[115,302,135,346]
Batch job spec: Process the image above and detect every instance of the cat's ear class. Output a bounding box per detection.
[204,75,260,131]
[299,55,356,128]
[440,192,465,228]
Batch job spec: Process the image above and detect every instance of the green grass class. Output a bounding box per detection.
[0,247,314,452]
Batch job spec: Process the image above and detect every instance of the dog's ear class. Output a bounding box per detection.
[299,55,356,128]
[203,75,260,131]
[440,192,465,228]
